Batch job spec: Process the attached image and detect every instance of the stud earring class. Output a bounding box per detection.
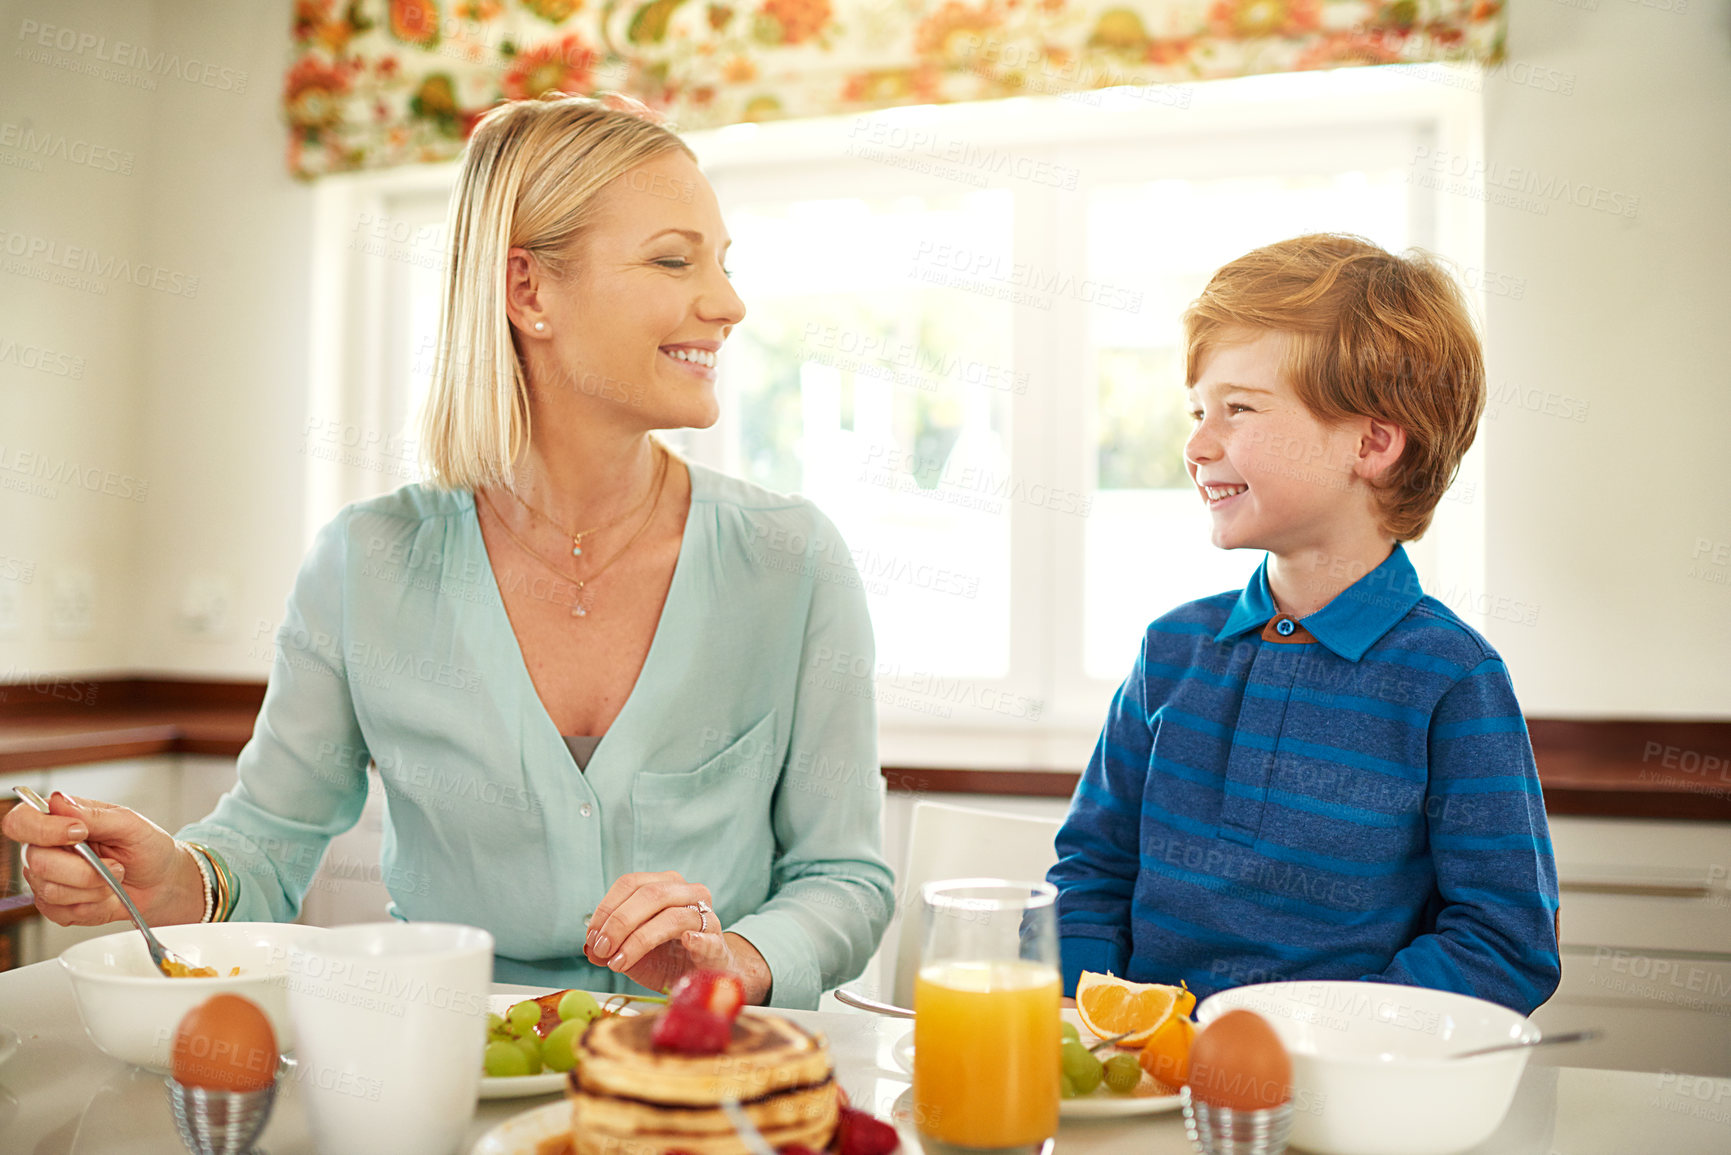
[534,321,546,331]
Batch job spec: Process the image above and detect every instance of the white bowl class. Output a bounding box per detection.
[59,922,328,1072]
[1197,981,1538,1155]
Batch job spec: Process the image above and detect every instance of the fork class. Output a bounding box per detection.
[1088,1029,1137,1053]
[11,785,194,977]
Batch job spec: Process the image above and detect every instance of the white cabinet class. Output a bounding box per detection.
[297,768,392,927]
[114,754,396,928]
[835,790,1069,1008]
[854,801,1731,1081]
[13,754,397,966]
[174,755,393,926]
[178,755,243,837]
[18,761,1731,1083]
[1533,817,1731,1077]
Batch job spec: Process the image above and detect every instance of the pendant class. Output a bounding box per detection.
[571,581,589,618]
[572,537,583,557]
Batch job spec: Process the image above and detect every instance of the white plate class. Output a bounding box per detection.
[1061,1079,1184,1119]
[888,1010,1184,1119]
[0,1026,18,1067]
[471,1099,570,1154]
[479,991,628,1101]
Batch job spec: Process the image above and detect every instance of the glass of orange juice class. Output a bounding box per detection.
[913,879,1060,1152]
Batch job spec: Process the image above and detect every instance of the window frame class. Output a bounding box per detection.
[308,66,1486,769]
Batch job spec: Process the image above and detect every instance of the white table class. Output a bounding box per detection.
[2,959,1729,1154]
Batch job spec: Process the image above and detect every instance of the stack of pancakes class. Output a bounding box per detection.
[568,1010,838,1155]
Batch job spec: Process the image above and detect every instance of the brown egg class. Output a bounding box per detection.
[171,993,279,1092]
[1187,1009,1291,1111]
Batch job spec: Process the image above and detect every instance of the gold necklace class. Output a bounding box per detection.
[506,447,662,557]
[479,446,669,618]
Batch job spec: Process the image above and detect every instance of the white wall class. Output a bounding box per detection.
[0,0,159,677]
[2,0,1727,718]
[129,0,319,676]
[0,0,318,684]
[1478,0,1731,715]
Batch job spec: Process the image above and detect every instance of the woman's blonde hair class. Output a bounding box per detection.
[417,93,693,492]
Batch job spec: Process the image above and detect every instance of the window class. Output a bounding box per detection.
[695,68,1484,751]
[1081,168,1415,679]
[317,65,1484,762]
[719,192,1017,679]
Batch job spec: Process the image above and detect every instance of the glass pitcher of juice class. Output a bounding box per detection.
[913,879,1060,1151]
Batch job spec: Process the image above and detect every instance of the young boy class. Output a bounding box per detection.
[1049,234,1560,1015]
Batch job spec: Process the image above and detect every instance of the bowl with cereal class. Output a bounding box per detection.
[59,921,325,1071]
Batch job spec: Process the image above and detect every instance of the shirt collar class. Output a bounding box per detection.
[1214,546,1425,661]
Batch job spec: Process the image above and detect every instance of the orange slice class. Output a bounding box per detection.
[1074,972,1194,1048]
[1139,1013,1197,1089]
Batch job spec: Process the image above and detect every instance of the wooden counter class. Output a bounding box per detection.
[2,678,1727,821]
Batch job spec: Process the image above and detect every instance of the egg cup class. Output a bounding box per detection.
[1181,1085,1295,1155]
[166,1076,276,1155]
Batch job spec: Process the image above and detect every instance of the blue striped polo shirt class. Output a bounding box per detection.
[1048,546,1561,1015]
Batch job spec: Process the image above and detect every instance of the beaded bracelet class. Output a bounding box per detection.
[206,845,237,922]
[176,839,216,922]
[182,841,235,922]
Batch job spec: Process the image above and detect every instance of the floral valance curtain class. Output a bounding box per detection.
[286,0,1505,178]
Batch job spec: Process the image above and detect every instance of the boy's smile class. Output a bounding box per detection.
[1184,328,1404,613]
[1199,483,1248,507]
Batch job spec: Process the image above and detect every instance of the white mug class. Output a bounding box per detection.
[285,922,493,1155]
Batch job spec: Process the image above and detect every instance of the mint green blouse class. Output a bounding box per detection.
[177,461,895,1009]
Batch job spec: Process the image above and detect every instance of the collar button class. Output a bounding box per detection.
[1275,617,1297,637]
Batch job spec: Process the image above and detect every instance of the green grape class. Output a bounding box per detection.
[558,990,602,1024]
[543,1019,583,1073]
[1060,1074,1078,1100]
[484,1040,530,1078]
[1103,1053,1141,1094]
[507,1000,541,1032]
[486,1012,507,1035]
[1061,1040,1103,1096]
[1059,1022,1080,1043]
[513,1034,543,1074]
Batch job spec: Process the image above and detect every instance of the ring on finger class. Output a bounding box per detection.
[689,900,713,934]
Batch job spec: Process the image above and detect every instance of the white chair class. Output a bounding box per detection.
[834,799,1062,1015]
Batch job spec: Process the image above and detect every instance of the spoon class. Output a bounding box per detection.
[11,785,195,977]
[718,1098,778,1155]
[1450,1029,1601,1060]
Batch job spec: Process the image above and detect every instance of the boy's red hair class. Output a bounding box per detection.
[1183,234,1485,542]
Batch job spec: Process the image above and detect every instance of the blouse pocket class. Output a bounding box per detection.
[630,710,780,918]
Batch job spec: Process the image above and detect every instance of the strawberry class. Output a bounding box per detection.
[834,1107,899,1155]
[650,1002,733,1054]
[667,969,746,1022]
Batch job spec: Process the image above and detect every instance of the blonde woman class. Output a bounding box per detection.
[2,95,894,1008]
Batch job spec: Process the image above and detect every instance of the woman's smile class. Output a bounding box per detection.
[659,341,719,379]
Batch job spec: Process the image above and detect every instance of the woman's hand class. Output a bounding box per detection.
[1,791,205,927]
[584,871,772,1003]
